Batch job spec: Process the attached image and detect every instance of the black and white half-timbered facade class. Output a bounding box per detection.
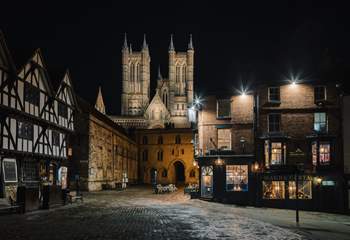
[0,32,76,211]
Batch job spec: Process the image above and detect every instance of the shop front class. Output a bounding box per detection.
[198,155,256,205]
[260,173,345,213]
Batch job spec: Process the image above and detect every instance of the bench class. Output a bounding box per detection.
[67,191,83,204]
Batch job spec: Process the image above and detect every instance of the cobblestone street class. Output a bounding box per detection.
[1,186,349,240]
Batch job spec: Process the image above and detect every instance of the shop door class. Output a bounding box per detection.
[201,166,213,198]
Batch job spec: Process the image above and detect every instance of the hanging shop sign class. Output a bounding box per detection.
[2,158,18,183]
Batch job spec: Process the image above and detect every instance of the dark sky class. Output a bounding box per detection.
[1,1,349,114]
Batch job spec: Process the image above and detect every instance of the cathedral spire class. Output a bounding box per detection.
[157,66,162,80]
[129,44,132,53]
[95,86,106,114]
[142,33,148,51]
[188,34,194,50]
[123,33,128,50]
[169,34,175,51]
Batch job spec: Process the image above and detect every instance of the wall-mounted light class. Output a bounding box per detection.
[215,157,224,165]
[314,176,323,185]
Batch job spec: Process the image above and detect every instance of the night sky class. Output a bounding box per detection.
[1,1,349,114]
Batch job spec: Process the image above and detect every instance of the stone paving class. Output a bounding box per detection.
[0,186,312,240]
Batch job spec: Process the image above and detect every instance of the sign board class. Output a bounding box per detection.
[2,158,18,183]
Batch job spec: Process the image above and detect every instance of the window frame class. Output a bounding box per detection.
[217,128,232,151]
[268,113,281,133]
[24,81,40,106]
[264,140,287,168]
[314,86,327,102]
[268,87,280,103]
[58,102,68,118]
[311,141,331,166]
[226,165,249,192]
[17,121,34,140]
[216,99,231,119]
[314,112,328,133]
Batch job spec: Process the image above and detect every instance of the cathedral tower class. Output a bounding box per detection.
[121,34,150,116]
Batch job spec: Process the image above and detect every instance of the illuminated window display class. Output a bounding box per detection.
[288,181,312,199]
[201,166,213,197]
[263,181,285,199]
[226,165,248,192]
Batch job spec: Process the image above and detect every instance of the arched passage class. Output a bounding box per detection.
[173,161,185,184]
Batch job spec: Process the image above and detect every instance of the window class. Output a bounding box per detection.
[157,150,163,161]
[314,86,326,102]
[312,141,331,166]
[264,141,286,167]
[142,136,148,145]
[172,149,174,155]
[17,121,33,140]
[58,102,68,118]
[158,136,163,144]
[268,87,280,102]
[182,104,184,110]
[190,169,196,178]
[181,149,184,155]
[288,181,312,199]
[263,181,285,199]
[217,99,231,118]
[226,165,248,192]
[217,128,231,150]
[142,150,148,161]
[24,82,39,106]
[314,112,327,132]
[268,114,281,132]
[319,142,331,165]
[22,158,38,182]
[52,131,60,146]
[162,169,167,178]
[175,135,181,144]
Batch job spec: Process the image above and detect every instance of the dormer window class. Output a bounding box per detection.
[268,87,280,103]
[217,99,231,119]
[314,86,326,102]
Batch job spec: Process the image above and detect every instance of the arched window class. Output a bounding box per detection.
[158,136,163,144]
[176,65,181,82]
[162,169,168,178]
[162,90,168,108]
[142,149,148,161]
[157,150,163,161]
[175,135,181,144]
[130,63,135,82]
[142,136,148,145]
[190,169,196,178]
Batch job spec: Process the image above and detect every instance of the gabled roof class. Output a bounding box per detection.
[56,69,78,108]
[144,90,170,117]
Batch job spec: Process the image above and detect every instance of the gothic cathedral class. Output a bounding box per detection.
[111,34,194,129]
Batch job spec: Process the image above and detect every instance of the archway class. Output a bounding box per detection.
[173,161,185,184]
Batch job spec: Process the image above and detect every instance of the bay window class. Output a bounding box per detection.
[312,141,331,166]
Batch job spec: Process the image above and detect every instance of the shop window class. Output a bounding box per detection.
[288,181,312,199]
[142,136,148,144]
[142,150,148,161]
[314,112,327,132]
[158,136,163,144]
[263,181,285,199]
[217,128,231,150]
[175,135,181,144]
[157,150,163,161]
[268,87,280,102]
[314,86,326,102]
[201,166,213,197]
[264,141,286,167]
[17,121,33,140]
[268,114,281,132]
[190,169,196,178]
[217,99,231,118]
[226,165,248,192]
[58,102,68,118]
[24,82,40,106]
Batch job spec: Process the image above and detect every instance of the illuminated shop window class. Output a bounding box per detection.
[288,181,312,199]
[263,181,285,199]
[226,165,248,192]
[312,141,331,166]
[201,166,213,197]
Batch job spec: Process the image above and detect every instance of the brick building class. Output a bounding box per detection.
[195,94,255,204]
[195,81,347,213]
[136,128,197,185]
[72,96,138,191]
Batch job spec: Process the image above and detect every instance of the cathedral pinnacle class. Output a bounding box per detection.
[157,66,163,79]
[142,34,148,51]
[188,34,194,50]
[95,86,106,114]
[123,33,128,50]
[129,44,132,53]
[169,34,175,51]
